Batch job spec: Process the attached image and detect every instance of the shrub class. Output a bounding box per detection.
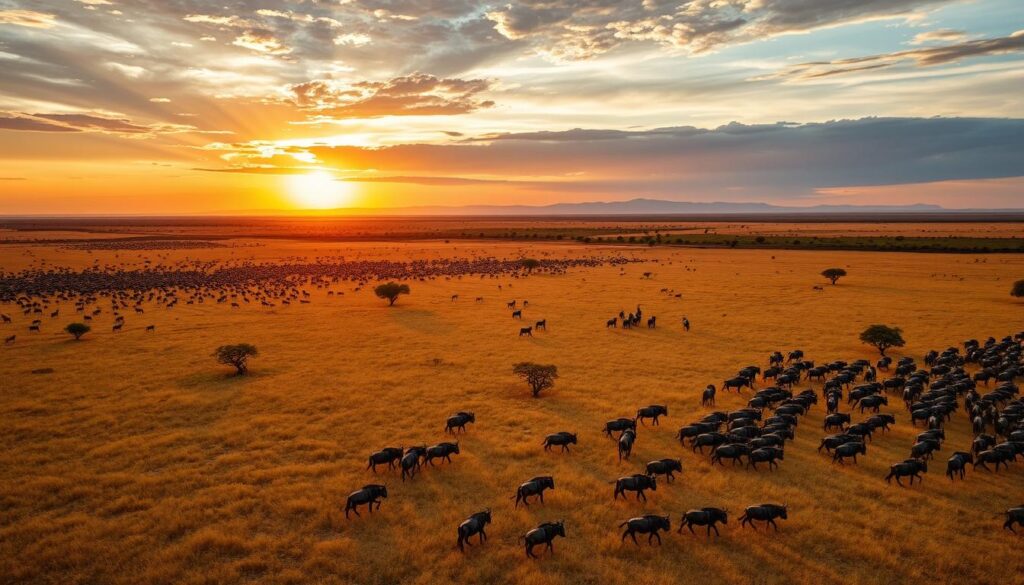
[374,282,410,306]
[512,362,559,398]
[213,343,258,375]
[1012,279,1024,299]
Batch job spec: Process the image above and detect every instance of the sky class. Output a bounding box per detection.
[0,0,1022,214]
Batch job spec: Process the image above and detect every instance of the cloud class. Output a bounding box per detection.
[232,30,292,55]
[910,28,967,45]
[768,30,1024,80]
[287,74,495,118]
[0,9,57,29]
[0,111,207,136]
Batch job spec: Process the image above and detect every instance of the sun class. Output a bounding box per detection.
[286,171,354,209]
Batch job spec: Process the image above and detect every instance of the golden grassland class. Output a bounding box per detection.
[1,240,1023,585]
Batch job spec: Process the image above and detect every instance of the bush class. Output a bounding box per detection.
[64,322,91,340]
[521,258,541,272]
[859,325,905,356]
[1012,280,1024,298]
[374,282,410,306]
[821,268,847,285]
[512,362,559,398]
[213,343,258,375]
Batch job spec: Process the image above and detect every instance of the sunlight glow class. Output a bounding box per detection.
[286,171,354,209]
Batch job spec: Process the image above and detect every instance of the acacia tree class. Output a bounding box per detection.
[859,325,905,356]
[374,282,410,306]
[521,258,541,273]
[1012,279,1024,299]
[64,322,90,340]
[513,362,559,398]
[213,343,258,375]
[821,268,847,285]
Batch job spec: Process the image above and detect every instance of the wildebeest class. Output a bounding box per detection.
[535,319,546,331]
[400,446,427,481]
[512,310,522,319]
[542,432,578,453]
[974,449,1013,472]
[445,411,475,434]
[345,484,388,518]
[637,404,668,426]
[514,476,555,508]
[523,520,565,558]
[519,326,533,336]
[748,447,784,470]
[145,325,155,332]
[367,446,403,472]
[824,413,851,431]
[606,317,617,328]
[613,474,657,501]
[618,429,636,461]
[620,515,670,545]
[885,459,928,486]
[723,376,752,392]
[4,335,14,344]
[647,316,656,329]
[692,432,729,453]
[645,458,682,482]
[832,441,866,465]
[678,507,728,537]
[946,451,973,480]
[739,503,788,531]
[702,384,716,406]
[711,443,750,466]
[859,395,888,413]
[457,509,492,552]
[1004,506,1024,533]
[604,417,637,438]
[425,441,460,465]
[910,439,941,461]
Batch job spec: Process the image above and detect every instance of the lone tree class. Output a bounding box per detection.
[1012,279,1024,299]
[513,362,559,398]
[213,343,258,375]
[374,282,410,306]
[859,325,905,356]
[521,258,541,273]
[64,322,90,341]
[821,268,847,285]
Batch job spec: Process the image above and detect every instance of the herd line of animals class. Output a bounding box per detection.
[2,253,1023,557]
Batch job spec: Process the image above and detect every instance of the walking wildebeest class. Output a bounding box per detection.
[512,310,522,319]
[519,326,533,336]
[613,474,657,501]
[910,439,941,461]
[620,515,670,545]
[400,446,427,481]
[445,411,475,434]
[606,317,617,328]
[832,441,866,465]
[1004,506,1024,533]
[345,484,388,518]
[514,476,555,508]
[702,384,716,406]
[678,508,728,537]
[4,335,14,344]
[692,432,729,454]
[646,458,682,482]
[637,405,668,426]
[618,429,636,461]
[425,441,460,465]
[723,376,752,392]
[523,521,565,558]
[859,395,888,413]
[739,504,788,531]
[535,319,546,331]
[647,316,656,329]
[711,443,750,466]
[542,432,578,453]
[824,413,851,431]
[885,459,928,486]
[367,446,404,472]
[974,448,1012,472]
[145,325,155,332]
[946,451,973,480]
[604,417,637,438]
[456,509,492,552]
[748,447,784,470]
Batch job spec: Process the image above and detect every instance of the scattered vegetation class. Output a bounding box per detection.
[374,282,411,306]
[1012,279,1024,299]
[859,324,906,356]
[821,268,847,285]
[64,322,90,340]
[520,258,540,272]
[512,362,559,398]
[212,343,258,375]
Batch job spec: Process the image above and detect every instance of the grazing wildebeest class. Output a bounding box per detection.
[946,452,973,480]
[604,417,637,438]
[678,507,728,537]
[519,326,533,336]
[885,459,928,486]
[702,384,716,406]
[4,335,14,344]
[613,474,657,501]
[618,429,636,461]
[748,447,784,470]
[425,441,460,465]
[112,322,122,332]
[606,317,617,328]
[535,319,546,331]
[832,441,866,464]
[400,446,426,481]
[345,484,388,518]
[512,310,522,319]
[1004,506,1024,533]
[367,446,404,472]
[646,458,682,482]
[514,476,555,508]
[457,509,492,552]
[621,515,671,545]
[523,521,565,558]
[711,443,750,466]
[739,504,788,531]
[542,432,578,453]
[445,411,475,434]
[28,324,40,333]
[637,405,668,426]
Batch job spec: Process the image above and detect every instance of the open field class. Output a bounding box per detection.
[1,235,1023,585]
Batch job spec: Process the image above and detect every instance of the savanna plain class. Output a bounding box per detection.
[1,228,1023,585]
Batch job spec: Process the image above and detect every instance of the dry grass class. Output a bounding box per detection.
[1,239,1023,585]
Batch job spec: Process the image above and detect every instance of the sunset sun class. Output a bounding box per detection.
[286,171,354,209]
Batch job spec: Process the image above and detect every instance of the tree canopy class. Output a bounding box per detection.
[213,343,258,375]
[64,322,90,340]
[374,282,410,306]
[1012,279,1024,298]
[512,362,559,398]
[859,324,905,356]
[521,258,541,272]
[821,268,847,285]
